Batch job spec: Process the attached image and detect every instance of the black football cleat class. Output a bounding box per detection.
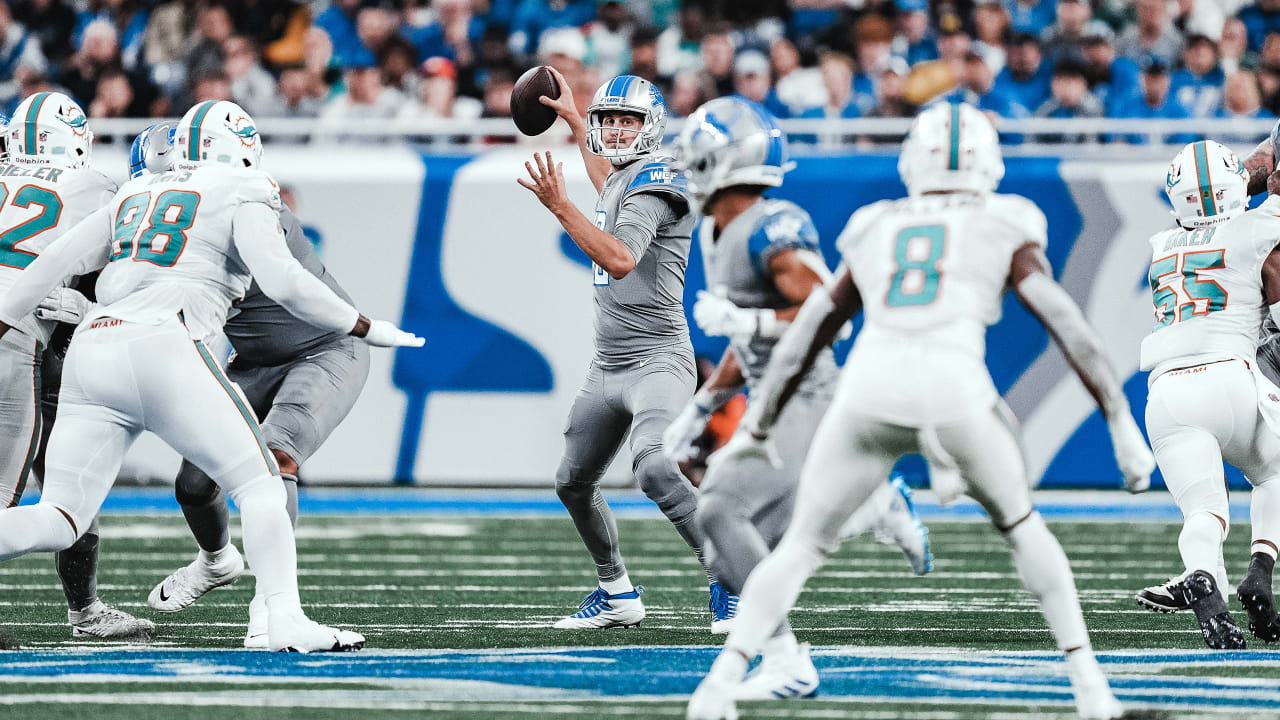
[1136,574,1191,613]
[1237,554,1280,643]
[1173,570,1246,650]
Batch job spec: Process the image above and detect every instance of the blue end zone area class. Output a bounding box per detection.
[19,488,1249,522]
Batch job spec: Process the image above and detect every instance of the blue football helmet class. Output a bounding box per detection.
[586,75,666,166]
[671,96,791,204]
[129,122,176,178]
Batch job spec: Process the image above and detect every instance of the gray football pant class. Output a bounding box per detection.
[174,338,371,542]
[555,353,706,584]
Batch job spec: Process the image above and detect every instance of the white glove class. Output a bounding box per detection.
[663,401,712,464]
[693,291,776,346]
[362,319,425,348]
[709,430,782,471]
[35,287,93,324]
[1107,410,1154,494]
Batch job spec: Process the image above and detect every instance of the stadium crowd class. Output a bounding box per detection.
[0,0,1276,133]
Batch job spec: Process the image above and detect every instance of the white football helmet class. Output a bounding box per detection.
[898,101,1004,196]
[585,75,666,166]
[1165,140,1247,229]
[5,92,92,168]
[173,100,264,170]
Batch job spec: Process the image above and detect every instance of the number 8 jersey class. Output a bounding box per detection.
[1140,195,1280,380]
[94,164,282,343]
[0,164,115,345]
[835,191,1047,426]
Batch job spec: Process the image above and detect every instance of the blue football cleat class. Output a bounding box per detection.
[878,475,934,576]
[553,585,645,629]
[709,581,738,634]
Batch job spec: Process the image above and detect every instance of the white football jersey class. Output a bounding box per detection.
[836,192,1047,425]
[0,164,115,344]
[1139,196,1280,379]
[93,164,282,342]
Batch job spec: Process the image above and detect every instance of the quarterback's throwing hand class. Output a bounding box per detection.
[517,151,569,213]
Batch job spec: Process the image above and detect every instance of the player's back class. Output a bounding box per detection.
[837,192,1046,425]
[1139,196,1280,380]
[94,164,281,342]
[0,163,115,344]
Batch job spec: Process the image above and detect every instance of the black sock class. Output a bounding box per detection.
[56,532,100,612]
[179,491,230,553]
[1248,552,1276,586]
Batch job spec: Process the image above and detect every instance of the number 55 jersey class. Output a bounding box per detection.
[1140,195,1280,380]
[835,192,1047,426]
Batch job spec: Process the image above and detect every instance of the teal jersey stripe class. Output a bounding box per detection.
[24,92,50,156]
[948,102,960,171]
[187,101,216,161]
[1193,141,1215,218]
[192,339,279,476]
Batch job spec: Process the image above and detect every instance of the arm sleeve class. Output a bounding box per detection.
[231,202,360,335]
[612,193,677,263]
[0,207,112,328]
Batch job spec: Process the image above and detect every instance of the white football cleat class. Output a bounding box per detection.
[872,476,933,575]
[1067,650,1124,720]
[148,545,244,612]
[243,594,269,649]
[553,586,645,629]
[734,642,819,700]
[269,610,365,653]
[69,600,156,641]
[687,675,739,720]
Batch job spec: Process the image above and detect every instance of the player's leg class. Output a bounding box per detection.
[1229,372,1280,642]
[1143,367,1247,648]
[0,331,42,509]
[938,405,1122,717]
[552,363,638,629]
[143,327,360,652]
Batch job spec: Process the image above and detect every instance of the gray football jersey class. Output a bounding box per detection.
[590,155,696,365]
[698,198,838,392]
[225,207,355,367]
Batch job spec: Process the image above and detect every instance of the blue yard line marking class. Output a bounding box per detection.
[18,488,1249,521]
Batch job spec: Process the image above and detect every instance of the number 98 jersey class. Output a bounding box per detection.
[0,164,116,345]
[94,165,283,343]
[834,192,1047,426]
[1139,195,1280,380]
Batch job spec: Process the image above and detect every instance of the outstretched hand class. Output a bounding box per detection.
[517,151,570,213]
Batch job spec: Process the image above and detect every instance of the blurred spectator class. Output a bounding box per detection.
[89,66,137,117]
[892,0,938,66]
[1116,0,1184,67]
[379,35,419,96]
[1238,0,1280,54]
[1035,60,1102,127]
[266,65,323,117]
[657,1,708,78]
[12,0,75,67]
[538,27,595,116]
[187,6,234,84]
[1170,34,1225,117]
[799,51,860,119]
[1218,69,1273,118]
[1172,0,1225,41]
[667,68,714,117]
[937,24,972,87]
[994,33,1053,111]
[1221,18,1250,75]
[192,68,232,103]
[1040,0,1094,65]
[733,49,786,116]
[0,0,47,105]
[73,0,149,71]
[1111,60,1194,144]
[397,56,482,120]
[628,26,661,82]
[866,56,913,118]
[356,7,397,58]
[954,50,1028,117]
[853,14,894,116]
[481,64,516,118]
[408,0,482,65]
[701,27,736,96]
[142,0,199,97]
[1259,31,1280,110]
[586,0,633,78]
[228,0,309,66]
[1081,22,1139,115]
[314,0,363,67]
[225,35,277,117]
[508,0,594,57]
[1004,0,1055,37]
[771,36,824,117]
[59,18,117,107]
[317,52,404,133]
[972,0,1010,74]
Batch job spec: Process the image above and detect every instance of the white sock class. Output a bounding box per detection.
[199,544,232,566]
[0,504,78,561]
[1251,482,1280,561]
[1005,513,1090,651]
[762,629,799,658]
[1179,510,1227,579]
[600,573,633,596]
[231,478,301,612]
[707,649,749,684]
[838,481,896,538]
[725,535,826,661]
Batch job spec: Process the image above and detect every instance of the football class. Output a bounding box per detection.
[510,65,561,136]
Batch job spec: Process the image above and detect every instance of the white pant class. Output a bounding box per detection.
[42,316,280,535]
[1146,359,1280,521]
[0,329,41,508]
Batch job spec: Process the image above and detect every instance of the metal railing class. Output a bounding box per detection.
[83,116,1274,155]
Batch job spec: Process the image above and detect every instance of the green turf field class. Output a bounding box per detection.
[0,511,1277,719]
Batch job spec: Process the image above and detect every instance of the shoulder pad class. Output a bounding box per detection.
[239,171,284,213]
[623,160,691,205]
[987,193,1048,250]
[836,199,894,257]
[747,200,821,274]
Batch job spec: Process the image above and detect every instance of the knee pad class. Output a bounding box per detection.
[174,461,221,507]
[261,406,315,467]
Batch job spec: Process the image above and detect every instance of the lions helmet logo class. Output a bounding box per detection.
[226,115,259,148]
[56,105,88,138]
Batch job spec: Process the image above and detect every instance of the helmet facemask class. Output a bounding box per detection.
[585,75,667,166]
[587,109,659,166]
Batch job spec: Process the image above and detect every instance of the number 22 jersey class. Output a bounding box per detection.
[1139,195,1280,380]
